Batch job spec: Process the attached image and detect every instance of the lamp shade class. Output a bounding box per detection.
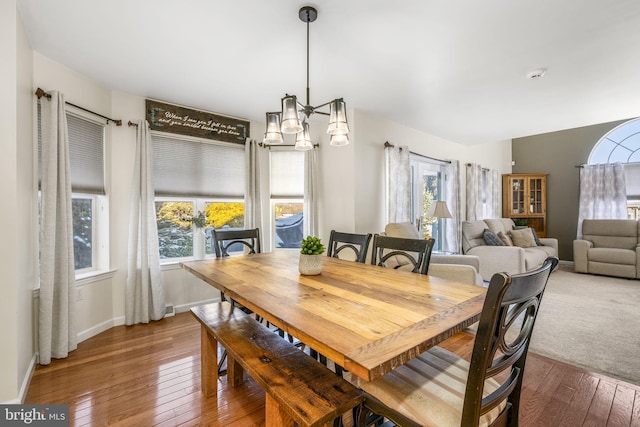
[329,133,349,147]
[327,98,350,135]
[294,121,313,151]
[280,95,303,134]
[427,201,452,218]
[263,112,284,144]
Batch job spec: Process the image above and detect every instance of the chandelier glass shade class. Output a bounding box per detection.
[263,6,350,149]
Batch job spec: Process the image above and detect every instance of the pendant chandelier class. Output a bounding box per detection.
[263,6,350,150]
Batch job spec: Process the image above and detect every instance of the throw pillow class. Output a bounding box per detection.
[514,225,542,246]
[509,227,537,248]
[483,229,504,246]
[497,231,513,246]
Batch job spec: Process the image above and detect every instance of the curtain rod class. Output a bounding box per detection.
[383,141,451,164]
[258,142,319,149]
[35,87,122,126]
[128,121,138,127]
[575,161,640,168]
[465,162,490,171]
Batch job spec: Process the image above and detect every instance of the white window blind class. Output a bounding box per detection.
[66,114,105,194]
[38,104,106,195]
[152,133,245,198]
[270,150,304,198]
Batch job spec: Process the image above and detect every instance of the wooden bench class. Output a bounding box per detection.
[190,302,363,427]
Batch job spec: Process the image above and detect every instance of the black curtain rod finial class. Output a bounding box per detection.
[35,87,122,126]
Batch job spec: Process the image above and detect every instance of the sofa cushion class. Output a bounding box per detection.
[497,231,513,246]
[483,229,504,246]
[461,220,488,253]
[582,219,638,250]
[515,226,542,246]
[509,228,537,248]
[589,247,636,265]
[385,222,420,239]
[484,218,515,235]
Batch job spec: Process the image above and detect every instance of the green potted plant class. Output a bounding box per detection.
[299,235,325,275]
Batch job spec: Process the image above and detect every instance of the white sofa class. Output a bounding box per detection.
[461,218,558,281]
[574,219,640,279]
[383,222,483,286]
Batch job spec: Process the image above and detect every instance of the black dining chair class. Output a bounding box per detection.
[356,256,559,427]
[327,230,373,263]
[211,227,261,258]
[371,234,435,275]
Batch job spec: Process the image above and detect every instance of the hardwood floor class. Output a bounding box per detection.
[26,311,640,426]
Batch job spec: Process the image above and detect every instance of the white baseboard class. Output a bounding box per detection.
[4,354,37,404]
[175,298,220,314]
[77,318,118,343]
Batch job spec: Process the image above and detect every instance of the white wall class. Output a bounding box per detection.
[0,1,36,403]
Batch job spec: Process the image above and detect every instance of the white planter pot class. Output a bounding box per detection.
[299,254,323,275]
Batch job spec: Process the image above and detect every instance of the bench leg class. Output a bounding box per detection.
[265,394,295,427]
[201,326,218,397]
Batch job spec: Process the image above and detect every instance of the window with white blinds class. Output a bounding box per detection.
[152,133,245,198]
[270,150,304,198]
[37,105,106,194]
[67,114,105,194]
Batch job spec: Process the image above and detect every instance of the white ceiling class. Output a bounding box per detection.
[17,0,640,145]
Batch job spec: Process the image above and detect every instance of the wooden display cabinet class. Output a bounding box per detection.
[502,174,547,237]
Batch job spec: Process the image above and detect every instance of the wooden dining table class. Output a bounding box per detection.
[181,250,487,382]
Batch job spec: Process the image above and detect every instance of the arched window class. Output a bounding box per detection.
[589,118,640,219]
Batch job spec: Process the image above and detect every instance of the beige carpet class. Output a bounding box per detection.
[529,265,640,385]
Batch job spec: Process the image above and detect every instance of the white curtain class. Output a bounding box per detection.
[387,145,411,223]
[303,148,319,237]
[577,162,627,238]
[245,139,263,231]
[39,91,77,365]
[126,120,165,325]
[465,163,483,221]
[444,160,462,253]
[484,168,501,218]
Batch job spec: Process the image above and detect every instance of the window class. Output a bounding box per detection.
[270,150,304,249]
[155,198,246,259]
[589,118,640,218]
[38,104,107,274]
[152,133,245,260]
[410,155,447,251]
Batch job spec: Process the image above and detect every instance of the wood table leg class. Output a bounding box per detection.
[265,394,295,427]
[201,326,218,397]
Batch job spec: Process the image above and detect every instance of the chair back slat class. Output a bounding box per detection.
[371,234,435,275]
[327,230,373,263]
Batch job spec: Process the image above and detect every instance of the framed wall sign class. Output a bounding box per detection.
[146,99,250,144]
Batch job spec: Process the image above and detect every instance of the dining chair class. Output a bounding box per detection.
[370,234,435,275]
[211,227,261,258]
[355,256,559,427]
[327,230,373,263]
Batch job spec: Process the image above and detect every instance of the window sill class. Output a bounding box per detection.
[75,269,117,286]
[33,269,117,298]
